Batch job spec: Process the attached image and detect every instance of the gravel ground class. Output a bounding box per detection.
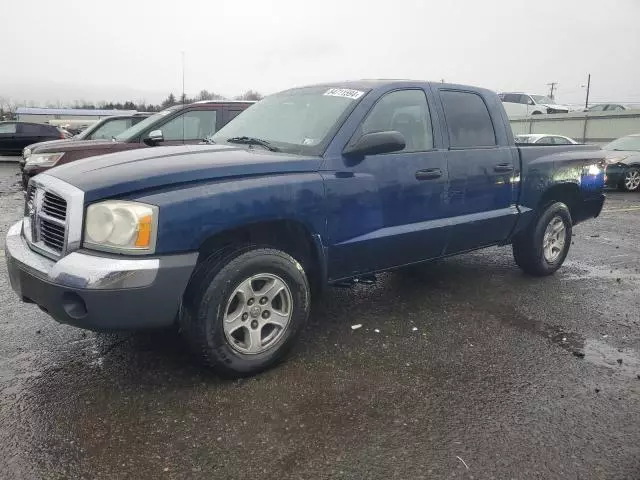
[0,162,638,479]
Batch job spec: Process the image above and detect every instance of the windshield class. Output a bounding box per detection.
[514,135,535,143]
[531,95,555,105]
[211,86,368,155]
[604,135,640,151]
[75,119,106,139]
[114,106,181,141]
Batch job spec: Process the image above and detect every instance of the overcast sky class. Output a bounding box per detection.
[2,0,639,106]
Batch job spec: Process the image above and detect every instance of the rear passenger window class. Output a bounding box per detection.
[360,89,433,152]
[20,124,41,135]
[440,91,496,148]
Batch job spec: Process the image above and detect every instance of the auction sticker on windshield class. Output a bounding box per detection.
[324,88,365,100]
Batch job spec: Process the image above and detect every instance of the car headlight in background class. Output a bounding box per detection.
[22,148,32,159]
[25,152,64,167]
[84,201,158,254]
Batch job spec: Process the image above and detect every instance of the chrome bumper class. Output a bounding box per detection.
[5,220,197,331]
[6,221,160,289]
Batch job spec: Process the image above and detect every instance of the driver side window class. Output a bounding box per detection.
[159,110,218,141]
[360,89,434,153]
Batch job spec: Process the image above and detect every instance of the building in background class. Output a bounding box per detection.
[15,107,138,130]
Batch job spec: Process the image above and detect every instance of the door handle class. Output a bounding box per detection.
[415,168,442,180]
[494,163,514,173]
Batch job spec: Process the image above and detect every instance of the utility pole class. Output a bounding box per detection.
[584,73,591,109]
[547,82,558,100]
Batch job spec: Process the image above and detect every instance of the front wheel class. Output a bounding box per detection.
[619,167,640,192]
[512,202,572,276]
[179,247,310,377]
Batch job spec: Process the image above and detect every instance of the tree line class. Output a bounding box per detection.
[0,90,264,119]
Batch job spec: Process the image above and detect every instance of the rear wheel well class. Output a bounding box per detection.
[196,220,323,295]
[538,184,581,222]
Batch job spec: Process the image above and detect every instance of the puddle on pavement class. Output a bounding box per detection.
[542,324,640,378]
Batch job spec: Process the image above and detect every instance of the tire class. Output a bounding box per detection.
[512,202,572,276]
[179,247,310,377]
[532,111,543,115]
[619,167,640,192]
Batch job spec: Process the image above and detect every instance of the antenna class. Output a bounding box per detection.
[181,51,185,143]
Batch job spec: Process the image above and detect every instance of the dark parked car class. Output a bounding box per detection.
[6,80,606,376]
[603,134,640,191]
[0,121,64,155]
[21,101,253,188]
[21,113,152,168]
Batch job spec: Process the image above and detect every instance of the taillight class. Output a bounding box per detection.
[60,131,65,139]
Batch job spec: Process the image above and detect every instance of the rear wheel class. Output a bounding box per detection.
[619,167,640,192]
[179,247,310,377]
[512,202,572,276]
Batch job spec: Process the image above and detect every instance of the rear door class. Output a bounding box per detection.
[19,123,59,148]
[436,89,519,253]
[0,122,19,153]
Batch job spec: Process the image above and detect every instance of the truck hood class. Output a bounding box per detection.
[46,144,322,201]
[32,139,126,154]
[28,138,78,153]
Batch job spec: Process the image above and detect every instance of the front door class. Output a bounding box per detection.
[436,89,519,254]
[323,88,450,280]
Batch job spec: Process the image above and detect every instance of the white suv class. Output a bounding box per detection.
[499,93,570,117]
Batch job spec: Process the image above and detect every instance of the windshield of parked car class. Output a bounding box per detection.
[114,106,181,141]
[74,119,106,139]
[531,95,555,104]
[604,135,640,151]
[211,86,369,155]
[514,135,535,143]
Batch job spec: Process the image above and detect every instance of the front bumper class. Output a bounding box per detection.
[5,220,197,331]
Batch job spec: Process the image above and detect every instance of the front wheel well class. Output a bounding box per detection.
[196,220,323,295]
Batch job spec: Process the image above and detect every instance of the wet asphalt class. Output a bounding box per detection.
[0,162,638,480]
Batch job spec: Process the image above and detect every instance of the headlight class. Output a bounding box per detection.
[25,152,64,167]
[23,148,32,159]
[84,201,158,254]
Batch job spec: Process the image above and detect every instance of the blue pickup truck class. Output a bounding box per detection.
[6,80,606,376]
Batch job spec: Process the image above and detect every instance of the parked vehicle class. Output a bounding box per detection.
[21,101,253,188]
[499,92,571,116]
[602,134,640,191]
[6,80,606,376]
[585,104,632,112]
[21,113,152,168]
[515,134,578,145]
[0,121,65,155]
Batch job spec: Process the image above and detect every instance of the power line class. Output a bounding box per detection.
[546,82,558,100]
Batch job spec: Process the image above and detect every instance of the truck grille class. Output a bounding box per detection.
[25,185,68,257]
[42,192,67,221]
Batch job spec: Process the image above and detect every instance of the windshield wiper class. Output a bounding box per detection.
[226,136,279,152]
[202,137,216,144]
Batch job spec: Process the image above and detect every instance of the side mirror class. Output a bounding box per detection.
[343,131,406,158]
[144,129,164,146]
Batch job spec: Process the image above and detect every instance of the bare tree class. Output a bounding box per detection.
[0,96,17,120]
[235,90,263,101]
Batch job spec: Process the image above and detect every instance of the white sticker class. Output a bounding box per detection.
[324,88,365,100]
[302,138,316,145]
